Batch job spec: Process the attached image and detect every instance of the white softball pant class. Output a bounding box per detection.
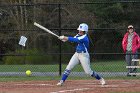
[66,52,93,75]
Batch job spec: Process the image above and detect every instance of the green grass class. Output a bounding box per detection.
[73,60,127,72]
[0,60,139,81]
[0,65,59,72]
[0,60,139,72]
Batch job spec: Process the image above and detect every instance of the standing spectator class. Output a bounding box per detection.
[122,25,140,76]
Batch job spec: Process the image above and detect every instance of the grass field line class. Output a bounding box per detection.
[15,83,55,86]
[101,85,119,88]
[78,82,119,88]
[50,88,90,93]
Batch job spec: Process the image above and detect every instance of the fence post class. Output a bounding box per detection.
[58,4,62,76]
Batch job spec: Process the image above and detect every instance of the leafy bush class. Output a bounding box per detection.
[2,49,54,65]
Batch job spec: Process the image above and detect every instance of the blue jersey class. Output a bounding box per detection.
[68,34,89,53]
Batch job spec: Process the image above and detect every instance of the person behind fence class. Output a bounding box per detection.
[57,23,106,86]
[122,25,140,76]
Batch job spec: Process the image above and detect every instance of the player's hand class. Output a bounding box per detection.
[59,35,65,40]
[59,35,68,42]
[61,39,67,42]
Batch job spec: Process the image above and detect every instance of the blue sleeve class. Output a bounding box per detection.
[68,37,80,43]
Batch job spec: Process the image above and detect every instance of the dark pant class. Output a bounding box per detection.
[125,51,138,75]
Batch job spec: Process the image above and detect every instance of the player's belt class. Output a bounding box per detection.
[76,51,86,53]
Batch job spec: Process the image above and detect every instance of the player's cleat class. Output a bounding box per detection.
[100,78,106,85]
[56,80,64,86]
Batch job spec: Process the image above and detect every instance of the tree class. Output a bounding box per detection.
[86,0,140,29]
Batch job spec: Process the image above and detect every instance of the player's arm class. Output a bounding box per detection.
[136,35,140,49]
[68,37,80,43]
[59,36,80,43]
[122,34,127,52]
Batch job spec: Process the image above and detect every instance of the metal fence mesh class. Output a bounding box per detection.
[0,2,140,78]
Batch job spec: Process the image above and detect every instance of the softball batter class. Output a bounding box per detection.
[57,23,106,86]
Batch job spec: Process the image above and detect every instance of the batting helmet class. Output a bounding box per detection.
[77,23,88,32]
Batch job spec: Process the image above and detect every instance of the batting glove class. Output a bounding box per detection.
[59,35,65,40]
[61,40,66,42]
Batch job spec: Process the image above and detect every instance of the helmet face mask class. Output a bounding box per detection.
[77,23,88,32]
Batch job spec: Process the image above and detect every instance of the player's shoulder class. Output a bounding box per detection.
[77,34,87,39]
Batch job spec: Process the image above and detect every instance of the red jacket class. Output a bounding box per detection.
[122,32,140,53]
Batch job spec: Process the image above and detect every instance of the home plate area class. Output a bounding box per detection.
[0,80,140,93]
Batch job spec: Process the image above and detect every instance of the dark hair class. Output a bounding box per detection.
[83,31,86,34]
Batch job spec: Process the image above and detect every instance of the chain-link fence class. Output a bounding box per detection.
[0,1,140,78]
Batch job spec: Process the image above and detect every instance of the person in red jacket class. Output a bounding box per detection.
[122,25,140,76]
